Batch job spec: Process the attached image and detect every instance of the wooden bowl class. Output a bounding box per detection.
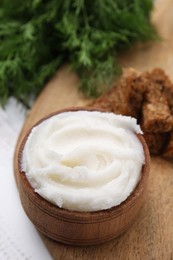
[17,108,150,246]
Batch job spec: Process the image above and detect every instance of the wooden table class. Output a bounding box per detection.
[14,0,173,259]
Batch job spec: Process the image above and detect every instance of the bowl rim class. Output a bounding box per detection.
[18,107,150,223]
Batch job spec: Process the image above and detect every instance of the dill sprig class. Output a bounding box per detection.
[0,0,157,106]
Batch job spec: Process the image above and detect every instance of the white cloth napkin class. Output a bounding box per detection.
[0,98,52,260]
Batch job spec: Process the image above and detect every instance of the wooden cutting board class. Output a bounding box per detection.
[14,0,173,259]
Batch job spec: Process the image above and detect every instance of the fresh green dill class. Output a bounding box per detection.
[0,0,157,106]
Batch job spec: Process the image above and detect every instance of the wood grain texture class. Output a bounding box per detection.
[17,108,150,246]
[14,0,173,258]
